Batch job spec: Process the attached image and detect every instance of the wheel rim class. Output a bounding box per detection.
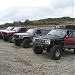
[55,49,60,57]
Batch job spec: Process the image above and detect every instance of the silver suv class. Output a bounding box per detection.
[14,28,50,48]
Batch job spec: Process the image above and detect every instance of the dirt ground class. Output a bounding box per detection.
[0,39,75,75]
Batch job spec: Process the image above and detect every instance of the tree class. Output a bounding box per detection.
[24,19,31,26]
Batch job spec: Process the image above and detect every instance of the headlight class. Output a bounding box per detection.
[45,39,50,44]
[19,35,22,38]
[33,37,35,42]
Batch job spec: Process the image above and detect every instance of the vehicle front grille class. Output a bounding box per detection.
[35,39,45,43]
[2,32,7,35]
[41,40,45,43]
[35,39,40,42]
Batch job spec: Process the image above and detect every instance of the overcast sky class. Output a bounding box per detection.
[0,0,74,24]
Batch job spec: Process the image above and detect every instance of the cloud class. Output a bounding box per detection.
[0,0,74,24]
[52,0,74,8]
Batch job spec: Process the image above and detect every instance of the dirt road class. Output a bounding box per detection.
[0,39,75,75]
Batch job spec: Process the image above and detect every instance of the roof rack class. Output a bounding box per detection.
[55,25,75,30]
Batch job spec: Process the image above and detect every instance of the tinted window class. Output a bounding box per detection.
[20,28,26,32]
[6,27,13,31]
[41,30,46,34]
[36,30,41,34]
[67,31,72,37]
[48,29,67,37]
[27,29,35,34]
[13,27,20,32]
[41,30,49,35]
[72,32,75,38]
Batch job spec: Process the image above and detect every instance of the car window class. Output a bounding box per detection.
[20,28,26,32]
[27,29,35,34]
[36,30,41,34]
[41,30,46,34]
[48,29,67,37]
[13,27,20,32]
[6,27,13,31]
[72,32,75,38]
[41,30,49,35]
[45,30,50,34]
[66,31,72,37]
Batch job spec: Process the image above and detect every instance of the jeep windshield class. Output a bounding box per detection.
[48,29,67,37]
[26,29,35,34]
[13,27,20,32]
[6,27,13,31]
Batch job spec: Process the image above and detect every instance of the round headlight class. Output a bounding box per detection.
[33,37,35,42]
[45,39,50,44]
[19,35,21,38]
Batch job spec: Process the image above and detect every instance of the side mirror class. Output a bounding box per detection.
[65,35,69,38]
[33,33,36,35]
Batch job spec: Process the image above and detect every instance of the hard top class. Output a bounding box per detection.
[55,25,75,30]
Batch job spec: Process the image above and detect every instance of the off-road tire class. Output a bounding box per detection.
[46,47,50,53]
[0,34,2,39]
[3,36,8,41]
[14,40,21,46]
[50,45,62,60]
[9,36,13,43]
[22,39,30,48]
[33,45,43,54]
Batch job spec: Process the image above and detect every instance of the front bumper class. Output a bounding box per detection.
[33,43,50,48]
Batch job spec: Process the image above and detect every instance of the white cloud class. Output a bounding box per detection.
[0,0,52,11]
[0,0,74,24]
[0,20,13,25]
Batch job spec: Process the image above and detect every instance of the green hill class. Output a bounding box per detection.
[0,16,75,28]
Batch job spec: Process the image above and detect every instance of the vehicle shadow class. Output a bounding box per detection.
[62,50,74,57]
[33,50,75,60]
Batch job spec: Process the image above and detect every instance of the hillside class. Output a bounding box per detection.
[0,17,75,28]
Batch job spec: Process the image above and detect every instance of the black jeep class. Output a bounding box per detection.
[33,25,75,60]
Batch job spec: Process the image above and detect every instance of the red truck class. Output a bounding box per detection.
[64,30,75,53]
[0,27,14,39]
[2,27,27,43]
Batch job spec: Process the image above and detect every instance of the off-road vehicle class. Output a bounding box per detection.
[64,30,75,52]
[0,27,14,39]
[33,25,75,60]
[14,28,50,48]
[2,27,27,42]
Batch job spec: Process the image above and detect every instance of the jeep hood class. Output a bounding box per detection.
[0,30,6,32]
[14,32,32,36]
[2,30,16,33]
[37,35,63,40]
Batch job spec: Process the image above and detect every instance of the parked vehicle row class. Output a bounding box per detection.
[0,25,75,60]
[0,27,50,47]
[14,28,50,48]
[2,27,27,42]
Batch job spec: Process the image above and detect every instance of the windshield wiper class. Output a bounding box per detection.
[53,34,60,37]
[27,32,31,34]
[48,34,52,35]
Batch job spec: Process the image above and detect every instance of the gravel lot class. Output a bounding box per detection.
[0,39,75,75]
